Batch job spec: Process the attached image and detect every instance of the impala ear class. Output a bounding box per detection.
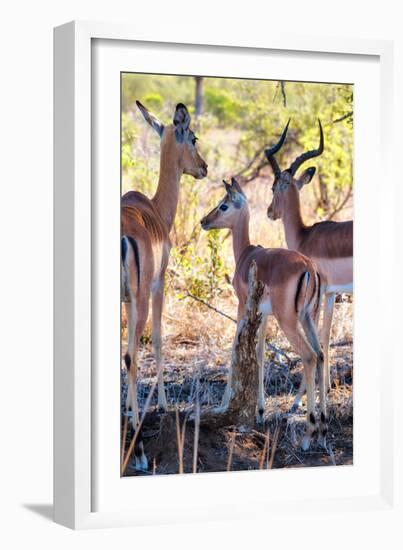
[223,179,232,194]
[231,177,245,196]
[173,103,191,142]
[136,100,164,137]
[222,178,245,208]
[296,167,316,189]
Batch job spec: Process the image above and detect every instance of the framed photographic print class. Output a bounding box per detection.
[54,21,397,530]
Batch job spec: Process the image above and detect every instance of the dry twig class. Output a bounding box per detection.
[227,431,236,472]
[120,414,128,474]
[268,425,281,469]
[121,368,161,474]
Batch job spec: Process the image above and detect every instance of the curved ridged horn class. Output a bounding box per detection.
[264,119,291,178]
[288,119,324,176]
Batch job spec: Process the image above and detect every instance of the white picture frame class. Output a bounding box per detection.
[54,20,398,530]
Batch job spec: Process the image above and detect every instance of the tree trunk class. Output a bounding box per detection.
[200,261,264,431]
[317,173,329,213]
[194,76,203,117]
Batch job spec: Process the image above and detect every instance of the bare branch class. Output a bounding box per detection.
[332,111,353,124]
[234,146,266,178]
[241,160,269,184]
[183,292,292,363]
[273,80,287,108]
[266,342,293,364]
[182,292,237,323]
[280,81,287,107]
[325,185,352,221]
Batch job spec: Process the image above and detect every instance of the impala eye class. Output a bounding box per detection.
[219,203,228,212]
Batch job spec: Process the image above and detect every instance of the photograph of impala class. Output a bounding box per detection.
[120,73,353,476]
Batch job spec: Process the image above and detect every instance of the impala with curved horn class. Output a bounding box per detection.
[200,178,328,451]
[265,120,353,407]
[122,101,208,470]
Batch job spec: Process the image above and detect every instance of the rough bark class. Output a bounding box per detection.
[200,260,264,431]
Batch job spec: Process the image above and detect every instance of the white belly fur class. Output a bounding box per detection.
[313,256,353,291]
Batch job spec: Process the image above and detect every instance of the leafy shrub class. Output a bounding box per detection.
[204,88,242,126]
[142,92,164,112]
[170,230,229,304]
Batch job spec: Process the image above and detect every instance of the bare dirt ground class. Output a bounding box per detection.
[121,296,353,476]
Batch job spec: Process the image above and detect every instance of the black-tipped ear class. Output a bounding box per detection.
[297,166,316,189]
[173,103,191,143]
[136,100,164,137]
[223,178,245,208]
[223,179,232,194]
[231,177,245,196]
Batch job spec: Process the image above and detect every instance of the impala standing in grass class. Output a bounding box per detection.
[265,120,353,409]
[201,178,328,450]
[121,101,208,469]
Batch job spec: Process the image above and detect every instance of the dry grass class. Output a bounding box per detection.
[121,292,353,476]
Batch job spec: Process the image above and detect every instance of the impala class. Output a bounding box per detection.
[201,178,328,450]
[265,120,353,408]
[121,101,208,469]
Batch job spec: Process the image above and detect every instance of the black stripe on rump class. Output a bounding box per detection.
[310,270,317,307]
[316,272,322,316]
[295,271,307,313]
[127,236,141,288]
[121,236,128,262]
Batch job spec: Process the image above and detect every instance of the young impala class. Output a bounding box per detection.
[265,120,353,407]
[122,101,208,469]
[201,178,328,450]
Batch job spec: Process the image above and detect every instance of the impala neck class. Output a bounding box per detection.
[231,208,251,264]
[152,143,183,231]
[282,185,306,250]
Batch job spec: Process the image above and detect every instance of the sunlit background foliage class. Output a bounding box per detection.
[122,73,353,307]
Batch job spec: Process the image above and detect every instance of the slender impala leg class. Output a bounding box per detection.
[321,293,335,392]
[305,311,328,448]
[313,302,328,446]
[222,304,243,409]
[124,292,150,471]
[278,316,317,451]
[151,276,168,411]
[124,300,139,425]
[133,293,150,470]
[317,352,328,448]
[300,311,327,448]
[290,373,306,413]
[290,292,323,413]
[256,314,269,424]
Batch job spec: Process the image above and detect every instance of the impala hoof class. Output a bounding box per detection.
[290,395,304,414]
[157,394,168,412]
[257,408,265,425]
[317,435,328,450]
[289,403,299,414]
[134,453,148,472]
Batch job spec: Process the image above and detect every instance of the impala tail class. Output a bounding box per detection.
[295,268,323,358]
[121,235,141,300]
[295,269,322,322]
